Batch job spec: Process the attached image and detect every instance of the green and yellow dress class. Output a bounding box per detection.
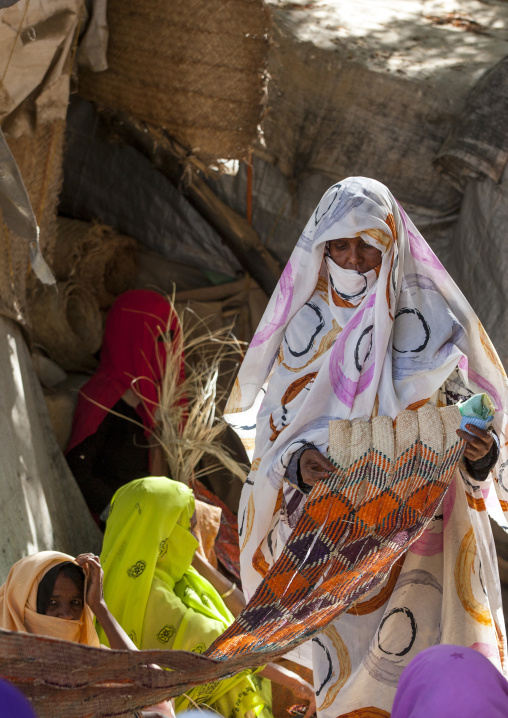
[98,476,271,718]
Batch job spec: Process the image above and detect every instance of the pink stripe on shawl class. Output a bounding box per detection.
[408,229,446,271]
[459,356,503,411]
[331,293,376,364]
[397,201,445,271]
[251,261,294,348]
[470,642,499,660]
[330,363,375,408]
[329,294,377,406]
[409,479,456,556]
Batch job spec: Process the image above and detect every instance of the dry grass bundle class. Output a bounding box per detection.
[156,300,248,486]
[53,218,137,309]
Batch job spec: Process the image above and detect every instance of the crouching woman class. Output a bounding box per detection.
[0,551,174,718]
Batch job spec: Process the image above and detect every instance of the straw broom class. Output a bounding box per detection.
[78,295,247,485]
[153,299,248,486]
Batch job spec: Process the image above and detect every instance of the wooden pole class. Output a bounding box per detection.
[99,110,281,296]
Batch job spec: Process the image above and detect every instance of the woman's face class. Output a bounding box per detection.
[45,574,84,620]
[328,237,382,273]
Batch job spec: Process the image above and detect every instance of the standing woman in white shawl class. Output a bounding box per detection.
[226,177,508,717]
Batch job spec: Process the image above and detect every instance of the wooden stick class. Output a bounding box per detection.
[99,109,281,296]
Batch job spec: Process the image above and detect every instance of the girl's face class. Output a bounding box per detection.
[45,574,84,620]
[328,237,382,273]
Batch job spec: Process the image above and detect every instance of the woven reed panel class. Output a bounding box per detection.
[0,628,264,718]
[6,119,66,266]
[78,0,270,162]
[0,212,28,324]
[0,119,66,324]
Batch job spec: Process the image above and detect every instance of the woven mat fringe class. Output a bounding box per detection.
[0,628,267,718]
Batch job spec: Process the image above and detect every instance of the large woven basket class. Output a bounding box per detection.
[78,0,270,162]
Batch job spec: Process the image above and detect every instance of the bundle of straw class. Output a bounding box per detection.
[52,218,137,309]
[155,299,247,486]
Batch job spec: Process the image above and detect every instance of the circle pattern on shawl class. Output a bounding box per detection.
[314,183,341,225]
[330,272,368,302]
[355,325,374,372]
[283,302,326,359]
[498,459,508,493]
[391,253,399,294]
[313,636,334,696]
[363,569,443,686]
[393,308,430,354]
[377,607,417,657]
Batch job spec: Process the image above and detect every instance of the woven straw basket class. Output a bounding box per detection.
[78,0,270,162]
[28,281,103,372]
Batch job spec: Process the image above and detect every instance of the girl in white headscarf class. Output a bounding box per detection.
[226,177,508,717]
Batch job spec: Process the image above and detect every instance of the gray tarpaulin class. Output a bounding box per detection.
[447,168,508,367]
[0,315,101,583]
[436,55,508,366]
[60,98,242,280]
[436,56,508,190]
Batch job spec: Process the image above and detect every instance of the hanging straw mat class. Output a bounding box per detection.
[78,0,270,162]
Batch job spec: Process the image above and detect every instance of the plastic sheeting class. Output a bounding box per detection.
[436,56,508,190]
[447,169,508,368]
[60,97,243,280]
[0,314,101,583]
[435,54,508,367]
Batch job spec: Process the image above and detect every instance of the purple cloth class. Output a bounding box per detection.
[392,645,508,718]
[0,679,37,717]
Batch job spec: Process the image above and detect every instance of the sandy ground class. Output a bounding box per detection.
[267,0,508,92]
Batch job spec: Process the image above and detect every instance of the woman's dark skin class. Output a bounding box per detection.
[299,238,494,487]
[328,237,382,273]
